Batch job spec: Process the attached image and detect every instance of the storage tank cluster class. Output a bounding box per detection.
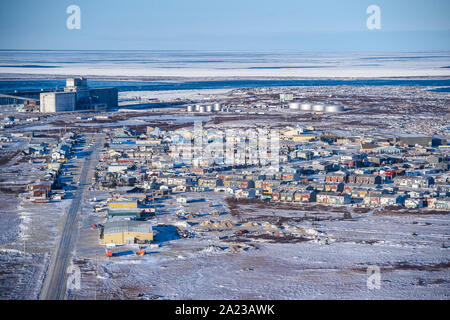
[289,102,343,113]
[187,103,223,113]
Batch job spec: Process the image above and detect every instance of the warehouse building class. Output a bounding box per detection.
[102,220,154,245]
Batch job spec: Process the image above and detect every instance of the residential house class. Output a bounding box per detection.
[380,194,403,206]
[294,190,316,202]
[325,172,348,183]
[405,198,425,209]
[348,174,381,185]
[316,192,351,205]
[394,176,434,188]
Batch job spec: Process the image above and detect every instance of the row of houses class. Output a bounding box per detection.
[51,133,77,161]
[25,133,78,202]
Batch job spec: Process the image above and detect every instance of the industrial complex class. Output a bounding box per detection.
[0,77,118,113]
[40,77,118,112]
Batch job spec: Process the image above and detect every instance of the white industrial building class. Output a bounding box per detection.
[40,92,76,113]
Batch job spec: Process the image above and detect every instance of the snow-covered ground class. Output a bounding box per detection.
[0,139,93,299]
[69,191,449,300]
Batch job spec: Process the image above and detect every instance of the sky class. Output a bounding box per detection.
[0,0,449,51]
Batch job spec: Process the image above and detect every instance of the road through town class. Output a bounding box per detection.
[40,134,102,300]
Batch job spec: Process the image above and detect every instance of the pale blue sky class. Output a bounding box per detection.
[0,0,449,51]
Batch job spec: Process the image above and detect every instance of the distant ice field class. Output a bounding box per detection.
[0,50,449,78]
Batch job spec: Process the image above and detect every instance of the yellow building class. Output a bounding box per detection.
[102,220,154,245]
[108,200,138,209]
[223,180,232,187]
[262,186,274,195]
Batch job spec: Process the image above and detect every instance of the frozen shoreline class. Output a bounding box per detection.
[1,67,449,79]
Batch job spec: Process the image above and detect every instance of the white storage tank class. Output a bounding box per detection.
[213,103,222,111]
[187,105,194,112]
[195,104,201,112]
[289,102,300,110]
[312,104,324,112]
[198,105,206,113]
[206,105,213,112]
[325,104,344,113]
[300,103,312,111]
